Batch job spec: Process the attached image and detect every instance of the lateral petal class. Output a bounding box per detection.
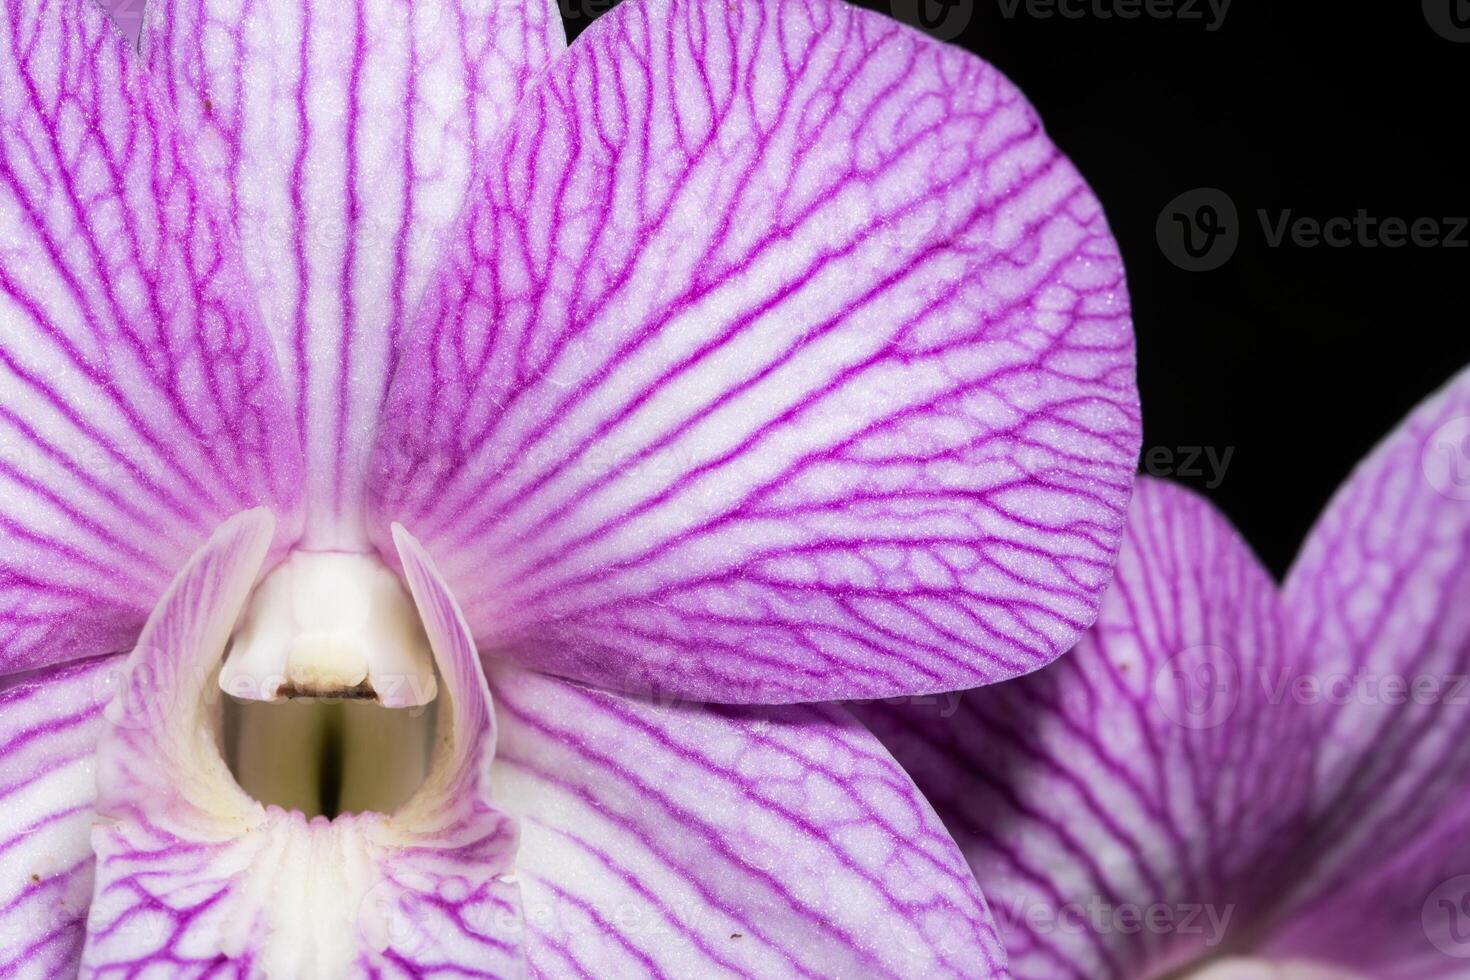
[371,0,1140,702]
[488,663,1008,978]
[859,478,1314,979]
[1260,365,1470,976]
[143,0,565,547]
[0,0,301,676]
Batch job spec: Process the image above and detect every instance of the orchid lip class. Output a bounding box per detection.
[80,513,521,976]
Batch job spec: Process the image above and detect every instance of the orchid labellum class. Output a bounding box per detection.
[0,0,1140,973]
[862,367,1470,980]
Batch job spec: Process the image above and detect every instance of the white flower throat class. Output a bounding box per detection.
[218,551,442,818]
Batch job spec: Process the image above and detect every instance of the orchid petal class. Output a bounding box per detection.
[486,663,1008,978]
[81,513,523,976]
[370,0,1140,703]
[1257,365,1470,975]
[858,478,1313,979]
[143,0,565,548]
[0,0,301,676]
[0,655,119,977]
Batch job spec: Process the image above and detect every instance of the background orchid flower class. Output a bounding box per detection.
[861,365,1470,979]
[0,0,1140,974]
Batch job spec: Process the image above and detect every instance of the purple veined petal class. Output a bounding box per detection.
[1254,364,1470,976]
[81,513,524,977]
[0,0,302,677]
[369,0,1141,703]
[486,663,1009,978]
[142,0,566,549]
[858,478,1316,980]
[0,654,121,978]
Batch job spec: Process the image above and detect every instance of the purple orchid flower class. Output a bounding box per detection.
[861,367,1470,979]
[0,0,1141,974]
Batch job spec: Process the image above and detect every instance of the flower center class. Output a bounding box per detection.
[216,550,441,818]
[221,551,439,706]
[221,695,437,818]
[83,513,514,976]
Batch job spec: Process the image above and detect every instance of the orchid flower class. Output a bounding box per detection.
[0,0,1142,973]
[861,366,1470,980]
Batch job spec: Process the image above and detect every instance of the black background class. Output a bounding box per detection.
[566,0,1469,577]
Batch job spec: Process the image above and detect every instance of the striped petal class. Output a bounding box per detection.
[0,654,120,978]
[859,478,1314,979]
[487,663,1008,978]
[369,0,1140,703]
[81,513,523,977]
[1258,365,1470,976]
[143,0,564,548]
[0,0,301,676]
